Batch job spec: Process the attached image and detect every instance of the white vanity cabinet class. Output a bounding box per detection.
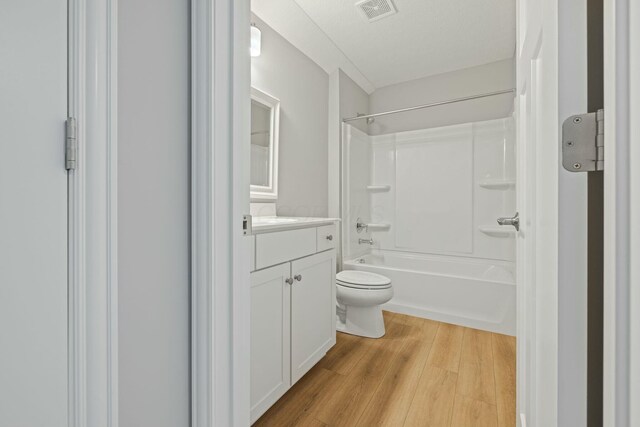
[249,220,337,424]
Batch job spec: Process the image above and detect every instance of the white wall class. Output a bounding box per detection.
[339,70,370,134]
[369,59,515,135]
[329,70,371,264]
[251,15,329,217]
[118,0,190,426]
[328,71,341,219]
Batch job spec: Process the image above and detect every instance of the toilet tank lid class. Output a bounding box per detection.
[337,270,391,286]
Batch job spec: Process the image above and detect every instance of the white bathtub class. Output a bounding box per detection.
[343,250,516,335]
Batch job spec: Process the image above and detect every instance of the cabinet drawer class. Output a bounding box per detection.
[255,228,317,269]
[316,224,337,252]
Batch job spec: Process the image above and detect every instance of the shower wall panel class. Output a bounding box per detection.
[344,117,515,263]
[394,124,474,254]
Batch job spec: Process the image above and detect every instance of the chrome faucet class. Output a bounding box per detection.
[355,217,368,233]
[358,238,374,245]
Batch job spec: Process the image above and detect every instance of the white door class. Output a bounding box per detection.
[0,2,69,426]
[290,250,336,384]
[515,21,544,424]
[250,263,291,424]
[515,0,589,425]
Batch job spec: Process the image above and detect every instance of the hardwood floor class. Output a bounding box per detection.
[254,312,516,427]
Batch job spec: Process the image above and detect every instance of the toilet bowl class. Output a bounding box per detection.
[336,270,393,338]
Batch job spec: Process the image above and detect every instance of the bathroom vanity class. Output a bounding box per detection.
[249,217,338,423]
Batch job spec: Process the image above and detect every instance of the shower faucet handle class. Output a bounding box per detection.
[355,217,368,233]
[497,212,520,231]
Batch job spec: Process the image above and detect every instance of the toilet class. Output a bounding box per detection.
[336,270,393,338]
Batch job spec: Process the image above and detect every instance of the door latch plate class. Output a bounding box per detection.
[242,214,252,236]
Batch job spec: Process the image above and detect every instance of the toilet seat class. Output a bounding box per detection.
[336,270,391,290]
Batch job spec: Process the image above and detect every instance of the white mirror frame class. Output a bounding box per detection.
[250,87,280,201]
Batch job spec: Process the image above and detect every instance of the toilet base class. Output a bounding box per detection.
[337,305,386,338]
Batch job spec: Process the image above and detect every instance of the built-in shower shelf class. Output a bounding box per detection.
[478,179,516,190]
[366,185,391,192]
[479,226,516,238]
[366,223,391,231]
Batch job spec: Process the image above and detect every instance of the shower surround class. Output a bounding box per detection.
[342,117,516,335]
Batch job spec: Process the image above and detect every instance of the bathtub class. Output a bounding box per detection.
[343,250,516,335]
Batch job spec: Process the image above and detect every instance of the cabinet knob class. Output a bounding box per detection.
[326,235,333,241]
[294,274,302,282]
[285,277,294,285]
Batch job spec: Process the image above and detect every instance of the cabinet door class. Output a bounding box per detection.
[250,263,291,423]
[291,250,336,384]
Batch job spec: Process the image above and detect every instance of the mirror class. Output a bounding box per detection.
[250,87,280,200]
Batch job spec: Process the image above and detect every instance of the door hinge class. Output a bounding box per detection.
[242,214,253,235]
[66,117,78,170]
[562,109,604,172]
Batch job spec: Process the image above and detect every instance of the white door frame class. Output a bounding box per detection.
[67,0,119,425]
[603,0,639,424]
[191,1,625,426]
[557,0,590,425]
[68,0,252,424]
[191,0,252,426]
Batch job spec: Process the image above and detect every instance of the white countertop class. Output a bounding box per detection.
[252,216,340,234]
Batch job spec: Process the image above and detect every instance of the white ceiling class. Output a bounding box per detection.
[252,0,376,93]
[252,0,515,91]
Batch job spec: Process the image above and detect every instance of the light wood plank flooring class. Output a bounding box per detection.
[254,311,516,427]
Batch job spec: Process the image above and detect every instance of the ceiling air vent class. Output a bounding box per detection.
[355,0,397,22]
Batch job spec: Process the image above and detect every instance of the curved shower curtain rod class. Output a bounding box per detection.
[342,88,516,122]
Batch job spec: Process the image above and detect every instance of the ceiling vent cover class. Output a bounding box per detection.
[355,0,398,22]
